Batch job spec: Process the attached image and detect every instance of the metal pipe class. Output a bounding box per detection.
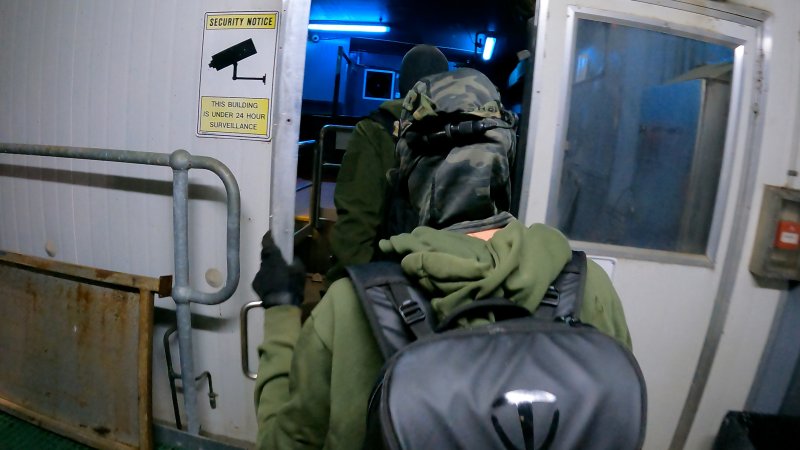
[269,0,310,262]
[162,150,239,434]
[181,153,241,305]
[238,0,311,386]
[339,47,353,66]
[169,162,202,434]
[164,326,218,429]
[311,132,325,230]
[175,302,200,434]
[163,326,183,430]
[332,46,343,117]
[0,143,171,166]
[196,371,218,409]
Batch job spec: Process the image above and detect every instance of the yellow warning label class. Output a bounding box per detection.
[199,97,269,136]
[206,13,277,30]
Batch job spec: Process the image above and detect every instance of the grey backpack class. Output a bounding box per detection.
[347,251,646,450]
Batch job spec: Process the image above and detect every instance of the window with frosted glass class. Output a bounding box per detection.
[555,19,734,254]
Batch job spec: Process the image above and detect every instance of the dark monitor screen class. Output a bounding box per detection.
[363,69,396,101]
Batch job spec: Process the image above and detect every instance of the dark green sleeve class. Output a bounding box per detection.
[254,306,331,450]
[327,119,396,282]
[581,261,633,351]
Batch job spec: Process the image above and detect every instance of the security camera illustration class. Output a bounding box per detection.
[209,38,266,84]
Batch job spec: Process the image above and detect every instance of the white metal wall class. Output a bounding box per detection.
[683,0,800,448]
[0,0,283,443]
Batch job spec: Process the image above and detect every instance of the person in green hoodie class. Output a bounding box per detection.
[325,44,450,283]
[253,68,632,449]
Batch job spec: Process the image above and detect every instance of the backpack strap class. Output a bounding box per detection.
[435,298,531,332]
[370,106,420,240]
[347,262,436,360]
[533,251,588,321]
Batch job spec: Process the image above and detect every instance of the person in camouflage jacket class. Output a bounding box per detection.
[254,68,632,449]
[326,45,449,283]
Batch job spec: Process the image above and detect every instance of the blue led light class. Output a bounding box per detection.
[308,23,390,33]
[482,37,496,61]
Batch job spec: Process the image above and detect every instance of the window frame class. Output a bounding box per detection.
[524,3,761,267]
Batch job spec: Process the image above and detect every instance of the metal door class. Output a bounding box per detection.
[517,1,769,448]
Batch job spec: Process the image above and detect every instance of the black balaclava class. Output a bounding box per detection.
[398,45,450,97]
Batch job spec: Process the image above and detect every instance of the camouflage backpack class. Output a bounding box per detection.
[383,67,519,237]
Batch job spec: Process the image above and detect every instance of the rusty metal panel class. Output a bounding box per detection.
[0,252,166,450]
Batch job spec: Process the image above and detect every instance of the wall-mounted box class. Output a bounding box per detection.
[750,185,800,281]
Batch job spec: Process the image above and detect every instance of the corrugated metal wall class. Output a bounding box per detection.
[0,0,280,442]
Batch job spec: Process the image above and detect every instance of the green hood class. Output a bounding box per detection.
[379,99,404,121]
[379,220,572,320]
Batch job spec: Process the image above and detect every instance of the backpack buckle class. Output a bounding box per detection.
[398,299,426,325]
[556,315,581,327]
[540,285,559,307]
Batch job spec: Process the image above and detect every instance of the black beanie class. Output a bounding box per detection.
[398,45,449,97]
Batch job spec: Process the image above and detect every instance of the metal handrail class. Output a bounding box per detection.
[311,125,354,229]
[331,46,353,117]
[295,140,317,194]
[240,300,265,380]
[0,143,240,435]
[242,128,354,379]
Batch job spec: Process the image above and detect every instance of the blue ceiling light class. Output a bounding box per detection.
[482,37,496,61]
[308,23,390,33]
[475,32,497,61]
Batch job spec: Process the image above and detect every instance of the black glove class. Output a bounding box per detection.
[251,231,305,308]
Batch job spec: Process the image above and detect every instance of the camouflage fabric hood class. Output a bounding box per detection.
[393,68,517,231]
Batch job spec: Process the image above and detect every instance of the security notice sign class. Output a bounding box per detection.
[197,11,279,141]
